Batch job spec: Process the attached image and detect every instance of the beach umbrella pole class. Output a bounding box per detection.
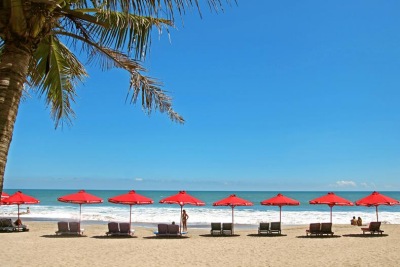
[376,206,379,222]
[180,205,183,235]
[232,206,234,235]
[79,204,82,224]
[330,205,333,223]
[279,206,282,223]
[130,205,132,227]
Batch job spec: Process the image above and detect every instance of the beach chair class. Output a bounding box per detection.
[119,222,134,236]
[258,222,270,235]
[106,222,119,236]
[222,223,233,235]
[210,222,222,235]
[0,218,15,232]
[306,223,321,236]
[361,222,384,235]
[320,223,334,236]
[155,224,168,236]
[269,222,281,235]
[55,221,70,235]
[68,222,84,235]
[167,224,180,236]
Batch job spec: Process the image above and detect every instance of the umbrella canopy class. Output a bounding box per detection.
[309,192,353,223]
[213,194,253,234]
[58,190,103,223]
[108,190,154,226]
[260,193,300,223]
[1,192,9,204]
[159,191,205,234]
[2,191,40,221]
[355,191,400,222]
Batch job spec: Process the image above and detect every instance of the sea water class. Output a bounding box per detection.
[1,189,400,227]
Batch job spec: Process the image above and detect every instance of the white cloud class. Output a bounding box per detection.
[135,178,143,182]
[335,180,357,187]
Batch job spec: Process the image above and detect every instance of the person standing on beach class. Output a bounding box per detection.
[182,210,189,231]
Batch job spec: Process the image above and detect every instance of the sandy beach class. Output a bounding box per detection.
[1,222,399,267]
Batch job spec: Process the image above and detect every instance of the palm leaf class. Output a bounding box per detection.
[29,35,88,127]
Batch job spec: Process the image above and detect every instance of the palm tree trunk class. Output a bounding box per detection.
[0,43,31,194]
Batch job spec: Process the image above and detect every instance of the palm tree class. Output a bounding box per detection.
[0,0,229,194]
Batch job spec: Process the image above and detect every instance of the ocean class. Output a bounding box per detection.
[2,189,400,227]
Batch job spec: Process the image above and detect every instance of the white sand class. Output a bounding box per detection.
[1,222,399,266]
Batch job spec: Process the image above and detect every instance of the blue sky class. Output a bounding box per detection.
[4,0,400,191]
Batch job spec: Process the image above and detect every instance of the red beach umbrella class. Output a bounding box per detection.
[108,190,154,226]
[309,192,353,223]
[159,191,205,234]
[58,190,103,223]
[1,192,9,204]
[2,191,40,221]
[1,191,9,199]
[355,191,400,222]
[260,193,300,224]
[213,194,253,234]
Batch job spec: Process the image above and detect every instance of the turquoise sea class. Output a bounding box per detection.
[2,189,400,227]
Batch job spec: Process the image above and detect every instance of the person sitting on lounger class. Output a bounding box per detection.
[357,217,362,226]
[351,216,357,225]
[14,219,22,226]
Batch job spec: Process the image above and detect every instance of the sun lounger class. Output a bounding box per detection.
[320,222,334,236]
[361,222,384,235]
[222,223,233,235]
[0,218,29,232]
[69,222,84,235]
[167,224,180,236]
[105,222,120,236]
[258,222,270,235]
[211,222,222,235]
[119,222,134,236]
[306,223,321,236]
[154,223,182,237]
[0,218,15,232]
[269,222,281,235]
[55,221,70,235]
[56,221,84,235]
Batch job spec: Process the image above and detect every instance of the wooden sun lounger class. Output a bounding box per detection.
[222,223,233,235]
[211,222,222,235]
[258,222,270,235]
[320,223,334,236]
[154,224,182,237]
[306,223,321,236]
[362,222,384,235]
[269,222,281,235]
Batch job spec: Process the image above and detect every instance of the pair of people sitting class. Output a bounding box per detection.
[351,216,362,226]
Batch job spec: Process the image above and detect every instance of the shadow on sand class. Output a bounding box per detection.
[247,234,287,237]
[41,234,87,238]
[143,235,190,239]
[296,235,341,239]
[199,234,240,238]
[91,235,137,239]
[343,234,388,238]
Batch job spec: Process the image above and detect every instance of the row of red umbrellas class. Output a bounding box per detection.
[1,190,399,233]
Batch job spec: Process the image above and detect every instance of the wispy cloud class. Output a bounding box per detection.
[332,180,357,187]
[135,178,143,182]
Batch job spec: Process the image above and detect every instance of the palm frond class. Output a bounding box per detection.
[29,36,88,127]
[95,11,172,58]
[55,30,183,123]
